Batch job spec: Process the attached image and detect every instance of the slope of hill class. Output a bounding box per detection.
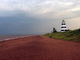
[44,28,80,42]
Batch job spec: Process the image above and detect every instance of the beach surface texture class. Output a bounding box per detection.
[0,35,80,60]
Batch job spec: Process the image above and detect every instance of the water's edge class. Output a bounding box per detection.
[0,35,30,42]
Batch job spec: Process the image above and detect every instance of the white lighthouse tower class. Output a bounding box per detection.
[61,20,66,32]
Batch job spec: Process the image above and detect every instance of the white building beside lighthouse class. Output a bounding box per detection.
[61,20,66,32]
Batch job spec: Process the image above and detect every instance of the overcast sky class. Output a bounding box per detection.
[0,0,80,35]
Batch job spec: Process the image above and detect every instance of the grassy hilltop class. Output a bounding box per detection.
[44,28,80,42]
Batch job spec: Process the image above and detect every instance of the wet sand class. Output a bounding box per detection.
[0,35,80,60]
[0,35,28,41]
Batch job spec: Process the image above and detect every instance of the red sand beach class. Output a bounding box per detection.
[0,35,80,60]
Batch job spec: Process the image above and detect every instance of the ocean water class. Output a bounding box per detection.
[0,35,29,41]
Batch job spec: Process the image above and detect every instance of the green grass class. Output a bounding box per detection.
[43,28,80,42]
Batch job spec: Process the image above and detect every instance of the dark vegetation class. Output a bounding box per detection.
[44,28,80,42]
[53,28,57,33]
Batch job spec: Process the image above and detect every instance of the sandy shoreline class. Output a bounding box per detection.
[0,35,80,60]
[0,35,30,41]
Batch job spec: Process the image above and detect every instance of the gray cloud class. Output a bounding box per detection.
[0,0,80,35]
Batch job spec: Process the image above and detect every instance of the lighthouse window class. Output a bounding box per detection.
[61,27,66,28]
[62,23,65,25]
[61,30,65,31]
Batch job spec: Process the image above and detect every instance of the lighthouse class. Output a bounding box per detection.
[61,20,66,32]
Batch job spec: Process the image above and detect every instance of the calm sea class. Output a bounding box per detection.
[0,35,29,41]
